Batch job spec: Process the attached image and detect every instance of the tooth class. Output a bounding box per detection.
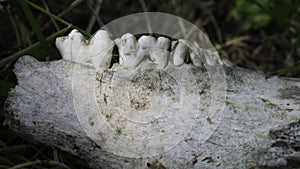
[172,40,188,66]
[150,37,170,69]
[137,35,156,61]
[56,29,86,62]
[70,30,88,63]
[189,47,204,67]
[56,29,114,72]
[115,33,141,69]
[86,30,114,71]
[190,51,203,66]
[55,35,71,61]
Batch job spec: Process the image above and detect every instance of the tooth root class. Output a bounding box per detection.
[87,30,114,71]
[172,41,188,66]
[115,33,140,69]
[56,29,114,72]
[150,37,170,69]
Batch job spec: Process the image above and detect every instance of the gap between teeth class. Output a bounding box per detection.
[55,29,223,72]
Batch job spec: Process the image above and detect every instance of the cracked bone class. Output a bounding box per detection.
[5,29,300,169]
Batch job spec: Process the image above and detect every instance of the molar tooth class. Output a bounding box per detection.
[56,29,114,72]
[138,36,156,49]
[179,40,204,67]
[55,36,71,61]
[172,40,188,66]
[150,37,170,69]
[137,36,156,60]
[189,47,204,67]
[115,33,141,69]
[86,30,114,72]
[56,29,86,62]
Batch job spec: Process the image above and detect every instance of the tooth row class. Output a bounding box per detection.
[56,29,114,72]
[55,29,222,71]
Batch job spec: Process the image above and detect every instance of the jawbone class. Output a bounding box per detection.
[5,29,300,169]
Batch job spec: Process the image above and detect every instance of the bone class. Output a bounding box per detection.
[115,33,141,69]
[56,29,86,61]
[137,35,156,62]
[86,30,114,71]
[177,40,204,67]
[56,29,114,72]
[171,40,188,66]
[115,34,164,70]
[190,51,203,67]
[6,29,300,169]
[150,37,170,69]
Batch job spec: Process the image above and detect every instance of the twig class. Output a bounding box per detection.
[0,26,71,67]
[42,0,59,31]
[26,0,90,37]
[17,0,51,56]
[138,0,152,35]
[7,160,70,169]
[86,0,104,33]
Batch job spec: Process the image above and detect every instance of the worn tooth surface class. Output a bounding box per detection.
[171,40,188,66]
[69,30,87,63]
[115,33,142,69]
[137,35,156,61]
[56,29,86,62]
[150,37,170,69]
[56,29,114,72]
[86,30,114,71]
[8,29,300,169]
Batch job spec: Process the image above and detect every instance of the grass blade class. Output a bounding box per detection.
[0,26,70,67]
[26,0,91,37]
[17,0,51,56]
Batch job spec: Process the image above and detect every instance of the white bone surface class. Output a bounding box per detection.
[5,29,300,169]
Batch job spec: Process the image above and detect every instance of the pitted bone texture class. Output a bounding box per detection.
[258,120,300,168]
[5,29,300,169]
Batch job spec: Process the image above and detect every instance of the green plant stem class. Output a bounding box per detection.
[272,64,300,74]
[0,164,9,169]
[247,0,272,15]
[0,26,70,67]
[53,149,59,162]
[0,145,31,154]
[8,160,70,169]
[0,156,14,167]
[288,32,300,59]
[26,0,91,37]
[17,0,51,56]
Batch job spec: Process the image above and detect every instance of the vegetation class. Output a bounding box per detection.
[0,0,299,168]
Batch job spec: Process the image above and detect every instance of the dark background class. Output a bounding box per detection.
[0,0,299,168]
